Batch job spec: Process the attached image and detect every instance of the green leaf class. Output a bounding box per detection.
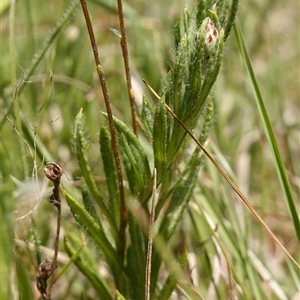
[81,186,101,226]
[102,112,151,198]
[64,233,114,300]
[212,0,239,41]
[141,95,154,139]
[173,18,181,49]
[126,213,146,299]
[1,0,79,125]
[157,250,189,300]
[100,126,120,228]
[151,163,199,295]
[234,21,300,242]
[115,290,127,300]
[153,98,168,181]
[73,109,118,240]
[119,145,137,195]
[160,164,198,242]
[163,9,224,162]
[64,190,122,276]
[15,256,35,300]
[119,134,145,195]
[199,97,215,145]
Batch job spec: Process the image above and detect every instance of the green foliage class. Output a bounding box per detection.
[66,2,230,298]
[99,126,120,227]
[102,113,152,200]
[73,109,119,240]
[64,233,113,300]
[15,256,35,300]
[2,0,299,299]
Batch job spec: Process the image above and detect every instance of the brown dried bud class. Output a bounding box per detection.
[44,162,63,182]
[38,258,53,280]
[205,18,218,51]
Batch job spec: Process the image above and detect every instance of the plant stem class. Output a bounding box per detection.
[116,0,138,136]
[145,169,157,300]
[79,0,126,263]
[43,162,64,298]
[48,180,61,295]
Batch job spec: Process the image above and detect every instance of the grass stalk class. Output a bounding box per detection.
[79,0,127,265]
[116,0,138,135]
[233,20,300,242]
[9,0,28,177]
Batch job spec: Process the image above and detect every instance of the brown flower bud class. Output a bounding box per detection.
[44,162,63,182]
[38,258,53,280]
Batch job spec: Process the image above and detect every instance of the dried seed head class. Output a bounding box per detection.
[38,258,53,280]
[205,18,218,51]
[44,162,63,182]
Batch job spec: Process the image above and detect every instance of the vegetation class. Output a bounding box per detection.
[0,0,299,299]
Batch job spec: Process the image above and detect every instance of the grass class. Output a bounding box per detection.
[1,0,299,299]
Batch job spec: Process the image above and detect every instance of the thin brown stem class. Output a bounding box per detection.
[79,0,126,262]
[116,0,138,136]
[48,181,61,294]
[43,162,63,298]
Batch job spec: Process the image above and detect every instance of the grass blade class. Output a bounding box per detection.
[64,233,113,300]
[100,126,120,227]
[2,1,79,125]
[233,20,300,242]
[64,190,122,275]
[73,109,118,240]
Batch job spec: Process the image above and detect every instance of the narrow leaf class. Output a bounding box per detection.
[234,21,300,242]
[102,112,151,197]
[157,250,189,300]
[81,186,101,226]
[126,213,146,299]
[64,233,113,300]
[100,126,120,228]
[141,95,154,139]
[15,257,35,300]
[64,190,122,275]
[159,165,198,241]
[120,134,145,195]
[2,0,79,124]
[73,109,118,240]
[153,98,168,181]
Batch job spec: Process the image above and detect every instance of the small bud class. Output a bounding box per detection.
[38,258,53,280]
[205,18,218,51]
[44,162,63,182]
